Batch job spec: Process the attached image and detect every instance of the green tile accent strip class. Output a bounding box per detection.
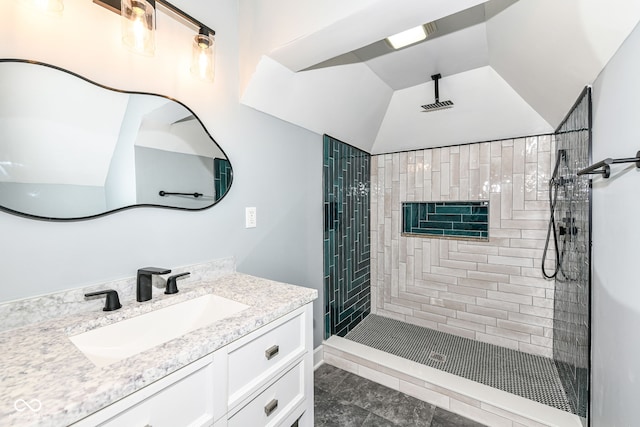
[214,158,232,200]
[323,135,371,339]
[402,201,489,239]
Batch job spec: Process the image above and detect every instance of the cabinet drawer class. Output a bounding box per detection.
[227,311,305,405]
[98,361,215,427]
[228,361,305,427]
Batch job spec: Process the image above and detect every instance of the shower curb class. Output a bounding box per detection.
[323,336,583,427]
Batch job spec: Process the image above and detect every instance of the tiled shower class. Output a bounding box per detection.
[323,92,592,422]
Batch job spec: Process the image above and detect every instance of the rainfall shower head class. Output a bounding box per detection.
[421,73,454,112]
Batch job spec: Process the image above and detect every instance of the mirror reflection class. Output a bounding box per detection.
[0,60,232,220]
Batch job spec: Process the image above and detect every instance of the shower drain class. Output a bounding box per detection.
[428,351,447,363]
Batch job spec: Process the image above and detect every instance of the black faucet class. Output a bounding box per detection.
[137,267,171,302]
[85,289,122,311]
[165,272,190,294]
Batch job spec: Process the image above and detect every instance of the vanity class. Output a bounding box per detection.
[0,60,317,426]
[0,266,317,427]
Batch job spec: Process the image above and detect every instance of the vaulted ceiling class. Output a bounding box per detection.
[238,0,640,154]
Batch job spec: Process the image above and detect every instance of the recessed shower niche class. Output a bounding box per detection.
[0,59,232,221]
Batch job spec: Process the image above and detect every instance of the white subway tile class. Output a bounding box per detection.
[432,266,468,278]
[375,308,407,322]
[450,400,512,427]
[438,323,476,340]
[477,263,522,276]
[399,380,450,408]
[400,290,437,305]
[466,304,509,320]
[421,272,457,286]
[447,318,487,333]
[457,311,498,326]
[487,290,533,305]
[457,244,500,255]
[486,325,531,343]
[513,173,525,210]
[476,297,520,313]
[519,304,554,319]
[438,291,477,304]
[419,303,458,318]
[496,319,544,336]
[508,312,553,328]
[468,270,509,283]
[488,255,534,268]
[441,161,451,196]
[469,143,480,169]
[405,285,440,297]
[448,251,489,263]
[447,285,488,298]
[404,315,438,330]
[440,259,478,271]
[501,182,513,220]
[513,138,526,174]
[358,365,400,390]
[518,342,552,357]
[490,192,502,229]
[476,332,519,350]
[430,297,467,311]
[490,228,522,238]
[458,278,499,291]
[412,309,448,324]
[509,238,546,249]
[498,283,546,297]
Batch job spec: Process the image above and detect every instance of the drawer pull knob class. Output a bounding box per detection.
[264,398,278,416]
[265,345,280,360]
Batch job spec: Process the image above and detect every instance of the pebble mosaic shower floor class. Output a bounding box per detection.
[345,314,574,413]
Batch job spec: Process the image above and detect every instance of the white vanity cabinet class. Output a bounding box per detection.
[72,302,313,427]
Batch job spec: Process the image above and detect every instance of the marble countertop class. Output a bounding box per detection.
[0,273,317,427]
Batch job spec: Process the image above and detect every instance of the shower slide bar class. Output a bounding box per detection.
[577,150,640,179]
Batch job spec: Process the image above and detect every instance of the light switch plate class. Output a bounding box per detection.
[245,207,257,228]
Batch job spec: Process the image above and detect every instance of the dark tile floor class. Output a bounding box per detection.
[314,364,487,427]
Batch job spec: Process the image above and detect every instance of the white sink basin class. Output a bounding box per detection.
[69,294,249,367]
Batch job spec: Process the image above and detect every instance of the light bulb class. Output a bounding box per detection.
[191,32,215,82]
[121,0,155,56]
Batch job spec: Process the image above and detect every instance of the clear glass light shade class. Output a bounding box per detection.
[191,33,215,82]
[121,0,155,56]
[23,0,64,14]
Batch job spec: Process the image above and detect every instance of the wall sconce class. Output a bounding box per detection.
[95,0,216,81]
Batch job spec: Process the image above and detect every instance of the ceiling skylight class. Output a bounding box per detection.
[386,25,428,49]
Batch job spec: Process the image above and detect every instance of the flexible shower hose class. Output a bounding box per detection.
[542,152,564,279]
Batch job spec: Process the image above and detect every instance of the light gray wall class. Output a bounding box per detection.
[0,0,324,348]
[591,22,640,426]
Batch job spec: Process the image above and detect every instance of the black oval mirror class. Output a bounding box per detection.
[0,59,232,220]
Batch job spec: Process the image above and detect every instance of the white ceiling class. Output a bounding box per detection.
[239,0,640,154]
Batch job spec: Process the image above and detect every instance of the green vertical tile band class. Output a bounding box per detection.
[214,158,232,200]
[323,135,371,339]
[402,201,489,239]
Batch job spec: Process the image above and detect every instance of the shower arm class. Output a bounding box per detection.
[577,150,640,179]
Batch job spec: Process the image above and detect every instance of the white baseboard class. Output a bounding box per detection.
[313,344,324,370]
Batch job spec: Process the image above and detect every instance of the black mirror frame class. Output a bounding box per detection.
[0,58,233,221]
